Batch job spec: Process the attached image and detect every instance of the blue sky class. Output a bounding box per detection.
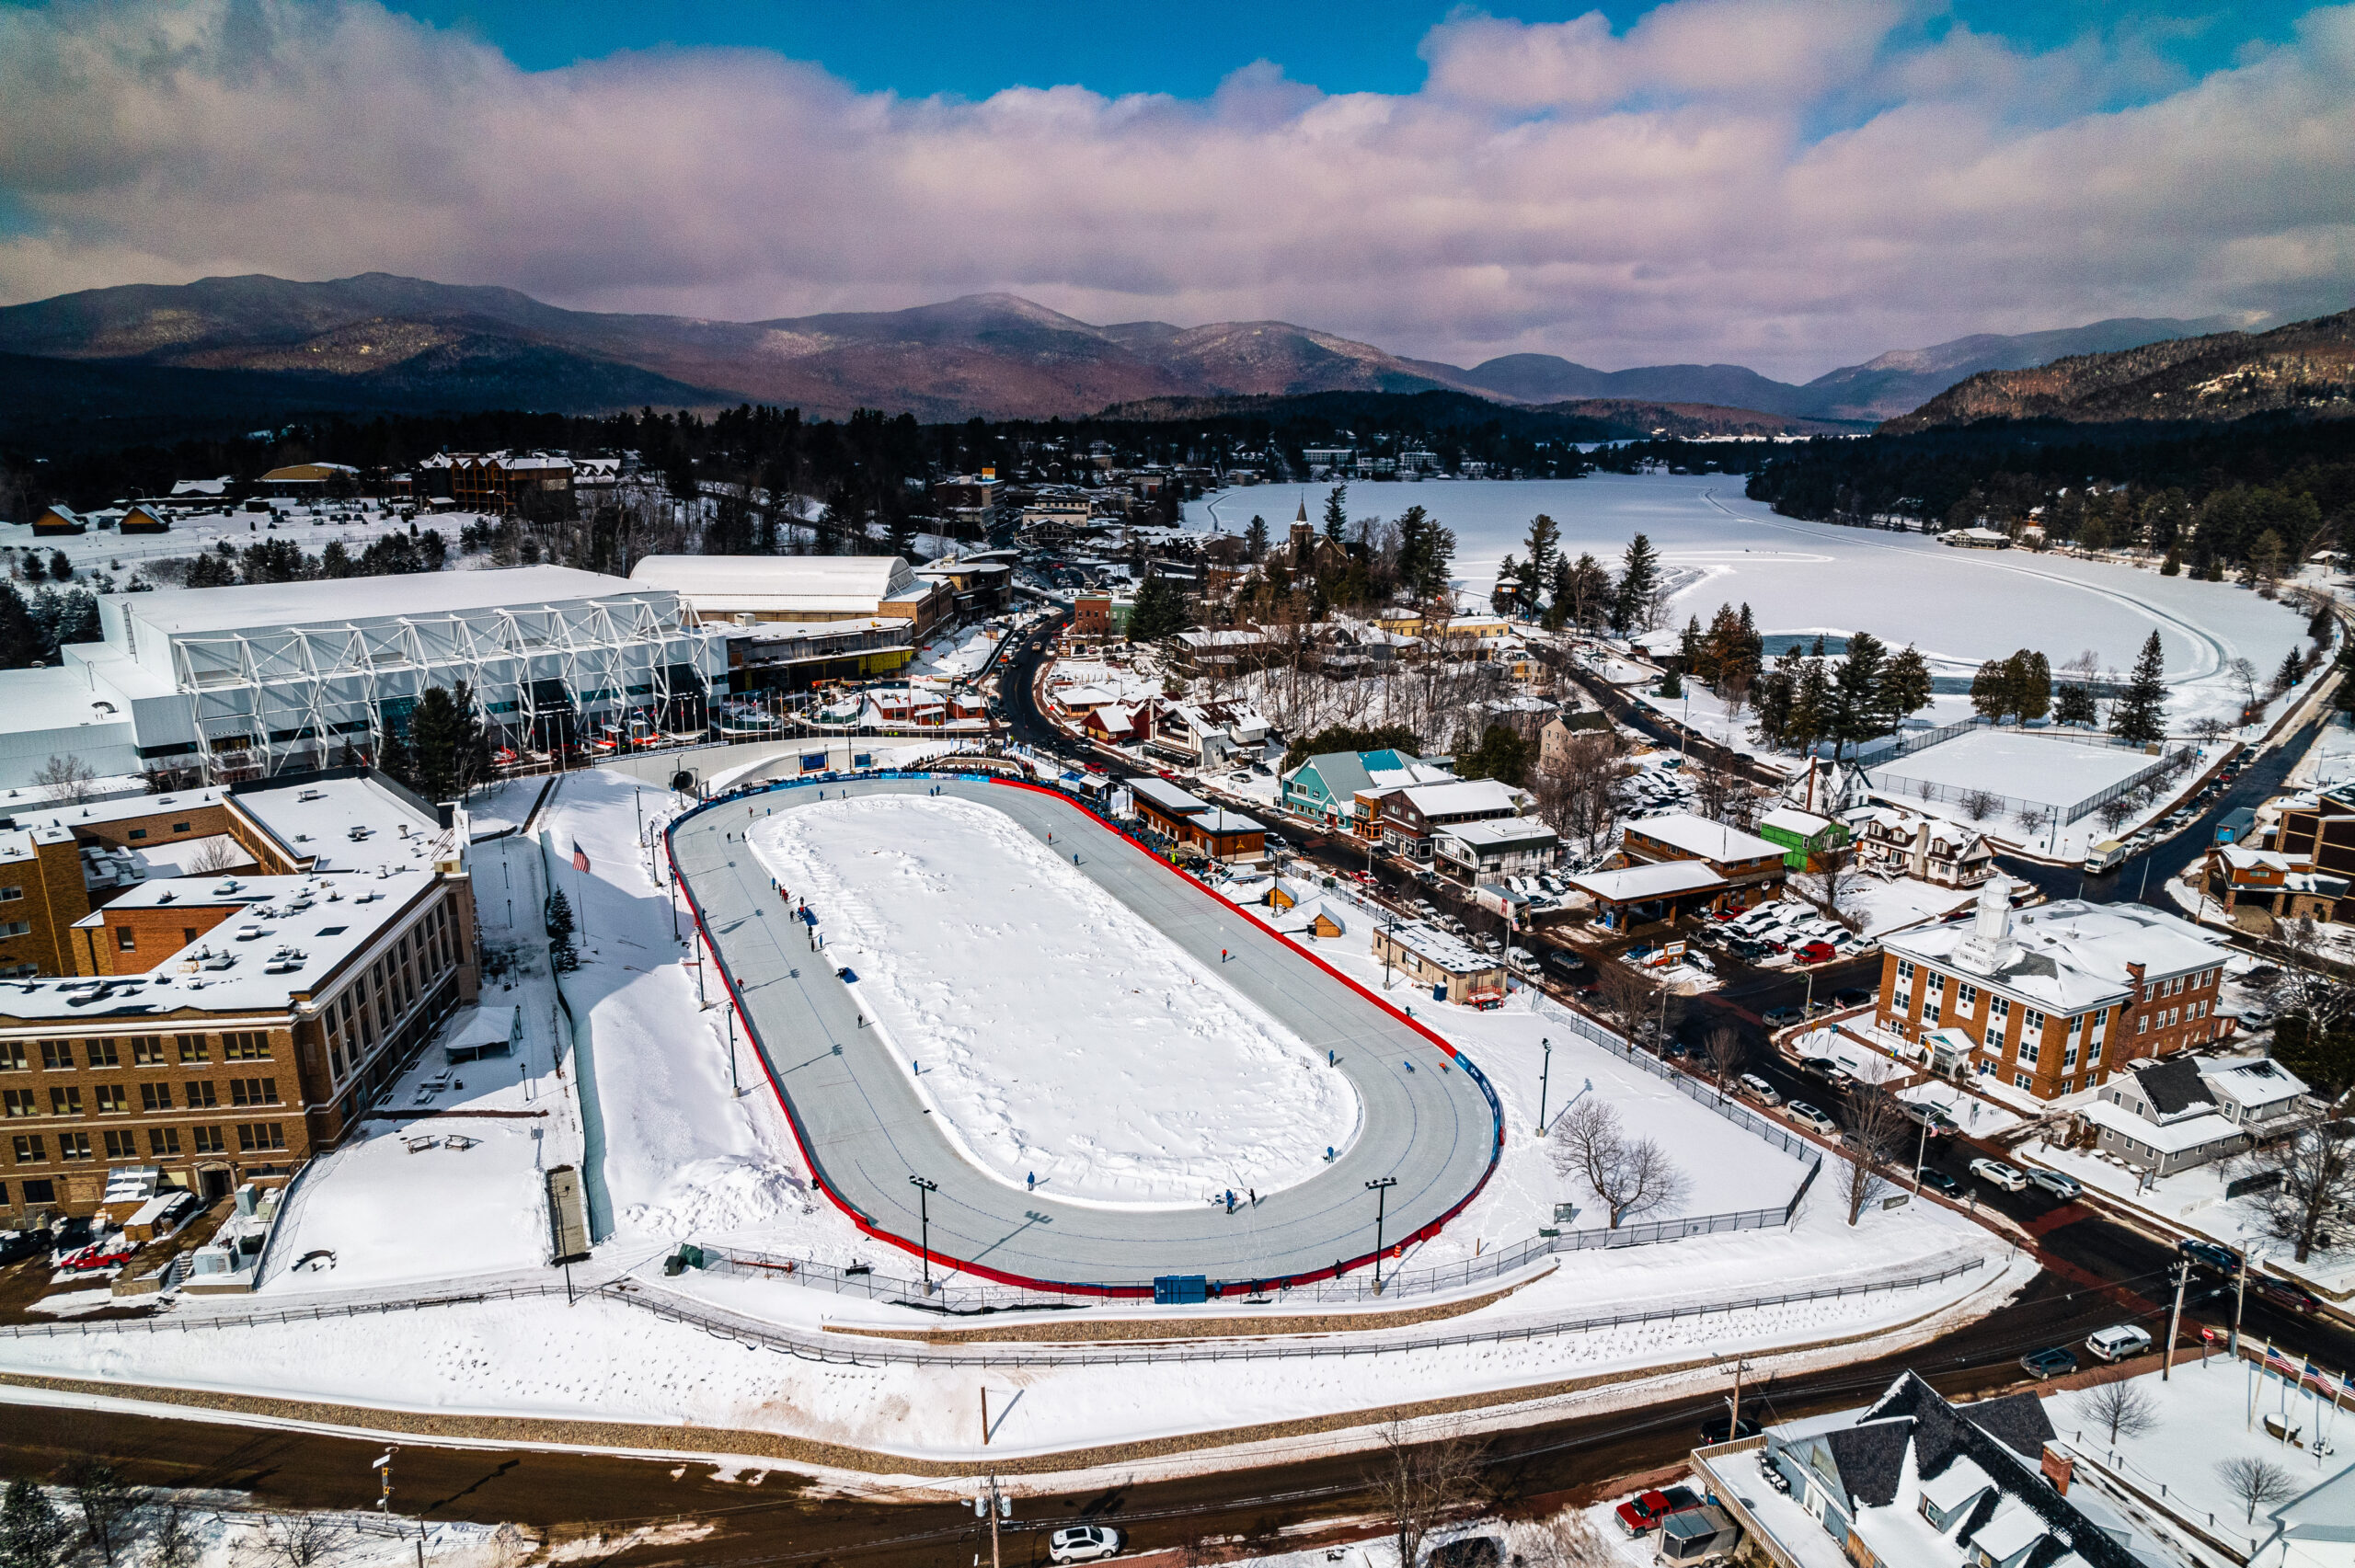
[391,0,2310,102]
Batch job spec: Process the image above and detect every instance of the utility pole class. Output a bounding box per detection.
[1728,1356,1754,1438]
[910,1174,938,1289]
[1913,1113,1931,1194]
[2164,1261,2188,1380]
[1366,1175,1398,1292]
[2232,1249,2250,1356]
[974,1475,1008,1568]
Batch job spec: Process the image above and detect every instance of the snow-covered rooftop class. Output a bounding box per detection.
[1885,897,2230,1013]
[1625,810,1785,864]
[1386,779,1525,817]
[116,566,648,637]
[231,774,442,873]
[1437,818,1559,850]
[629,555,916,613]
[2077,1096,2245,1155]
[1381,920,1499,975]
[1569,860,1725,901]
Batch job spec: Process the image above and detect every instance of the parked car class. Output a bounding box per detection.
[1424,1538,1502,1568]
[1796,940,1837,965]
[1901,1103,1958,1137]
[1798,1055,1842,1079]
[1786,1102,1839,1137]
[1048,1526,1124,1563]
[1737,1073,1782,1107]
[1970,1157,2030,1192]
[2178,1238,2242,1276]
[1831,988,1874,1009]
[2025,1168,2084,1201]
[1762,1005,1804,1028]
[2250,1274,2322,1314]
[1916,1168,1962,1197]
[2020,1346,2080,1379]
[1614,1486,1703,1537]
[1698,1413,1763,1444]
[2085,1323,2154,1362]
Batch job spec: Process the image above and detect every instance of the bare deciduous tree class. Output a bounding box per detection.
[1840,1083,1909,1225]
[1551,1098,1690,1228]
[1509,1508,1617,1567]
[1590,961,1662,1048]
[2075,1378,2161,1446]
[187,837,246,876]
[251,1513,350,1568]
[1959,787,2003,822]
[2217,1456,2296,1523]
[2229,657,2262,716]
[2235,1121,2355,1262]
[1703,1022,1748,1092]
[33,752,98,805]
[1362,1418,1489,1568]
[149,1501,201,1568]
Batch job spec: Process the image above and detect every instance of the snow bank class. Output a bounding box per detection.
[747,794,1358,1207]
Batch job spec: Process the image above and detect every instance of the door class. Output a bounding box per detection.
[198,1165,233,1202]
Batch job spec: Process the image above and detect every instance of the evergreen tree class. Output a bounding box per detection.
[1750,645,1804,746]
[2053,682,2099,727]
[1970,658,2012,722]
[1789,658,1832,755]
[2336,635,2355,719]
[374,728,414,789]
[1455,723,1532,786]
[0,584,40,670]
[1542,555,1576,632]
[1612,533,1660,634]
[2014,650,2052,722]
[1679,614,1704,674]
[1660,666,1683,699]
[1519,513,1560,590]
[1,1477,70,1568]
[2276,648,2305,694]
[545,887,580,972]
[1878,644,1933,724]
[2110,630,2169,744]
[1243,515,1269,562]
[1829,632,1889,758]
[1322,484,1349,546]
[1126,573,1195,643]
[407,682,491,800]
[1393,506,1454,601]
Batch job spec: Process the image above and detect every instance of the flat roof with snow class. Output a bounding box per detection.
[1437,818,1560,850]
[230,774,442,873]
[1624,811,1784,864]
[1867,728,2158,812]
[1568,861,1726,902]
[115,566,653,639]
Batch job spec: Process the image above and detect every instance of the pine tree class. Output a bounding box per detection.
[0,583,40,670]
[1543,555,1575,632]
[1660,666,1683,699]
[1322,484,1349,546]
[545,887,579,973]
[2110,630,2168,744]
[2336,635,2355,719]
[1243,515,1269,562]
[1789,658,1832,755]
[1613,533,1660,634]
[1,1477,70,1568]
[2276,648,2305,694]
[1878,644,1933,724]
[1829,631,1889,758]
[1126,573,1194,643]
[2053,682,2098,726]
[1520,513,1560,590]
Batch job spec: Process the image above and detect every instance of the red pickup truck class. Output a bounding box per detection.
[1615,1485,1703,1536]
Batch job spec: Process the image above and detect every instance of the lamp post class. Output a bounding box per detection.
[1537,1037,1552,1136]
[1366,1175,1398,1292]
[909,1174,938,1288]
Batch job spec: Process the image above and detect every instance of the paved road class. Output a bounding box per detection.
[669,775,1501,1294]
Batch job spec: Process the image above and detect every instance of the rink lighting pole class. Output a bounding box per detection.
[1366,1175,1397,1292]
[910,1174,939,1289]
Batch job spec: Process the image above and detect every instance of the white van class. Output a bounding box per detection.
[2085,1323,2154,1363]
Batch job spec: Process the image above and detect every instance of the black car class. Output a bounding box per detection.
[1699,1413,1763,1444]
[1916,1168,1962,1196]
[2250,1274,2322,1313]
[2021,1346,2079,1379]
[0,1231,45,1267]
[1425,1539,1502,1568]
[2178,1237,2241,1276]
[1540,948,1593,983]
[1831,988,1874,1009]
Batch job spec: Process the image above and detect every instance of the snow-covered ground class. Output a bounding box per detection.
[908,623,1002,680]
[0,501,498,583]
[1867,729,2164,819]
[1790,871,1976,939]
[1194,474,2310,737]
[745,793,1356,1207]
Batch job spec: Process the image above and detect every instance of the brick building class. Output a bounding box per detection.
[1875,877,2233,1101]
[0,844,477,1219]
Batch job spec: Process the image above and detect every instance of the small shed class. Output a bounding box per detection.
[30,506,86,537]
[445,1004,521,1063]
[119,505,170,534]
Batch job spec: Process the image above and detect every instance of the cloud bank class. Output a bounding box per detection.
[1,0,2350,378]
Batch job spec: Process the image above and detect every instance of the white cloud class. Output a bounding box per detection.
[0,0,2349,380]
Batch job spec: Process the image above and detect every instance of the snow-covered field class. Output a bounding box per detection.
[745,794,1356,1207]
[1193,473,2311,733]
[1867,728,2160,815]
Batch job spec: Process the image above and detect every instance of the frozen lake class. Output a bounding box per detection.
[1190,473,2307,727]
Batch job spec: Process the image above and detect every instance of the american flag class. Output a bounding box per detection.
[2266,1342,2299,1376]
[573,842,592,874]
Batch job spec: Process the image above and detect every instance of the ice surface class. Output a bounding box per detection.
[747,794,1358,1207]
[1867,729,2159,811]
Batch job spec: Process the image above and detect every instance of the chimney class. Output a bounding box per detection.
[2040,1444,2073,1495]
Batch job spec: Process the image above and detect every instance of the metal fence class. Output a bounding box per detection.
[2064,745,2199,825]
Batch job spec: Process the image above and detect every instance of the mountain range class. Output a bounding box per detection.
[0,270,2248,429]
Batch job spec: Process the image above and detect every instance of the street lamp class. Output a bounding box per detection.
[1366,1175,1398,1292]
[909,1174,939,1288]
[1536,1037,1552,1136]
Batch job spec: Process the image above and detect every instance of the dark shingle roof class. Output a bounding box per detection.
[1821,1418,1914,1507]
[1964,1391,2058,1458]
[2133,1055,2218,1116]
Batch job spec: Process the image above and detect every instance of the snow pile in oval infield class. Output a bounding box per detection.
[749,794,1358,1207]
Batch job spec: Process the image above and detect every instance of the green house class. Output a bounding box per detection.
[1756,807,1849,871]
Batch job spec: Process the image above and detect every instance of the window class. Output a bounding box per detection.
[19,1178,50,1204]
[2093,1006,2110,1036]
[47,1087,79,1116]
[230,1078,279,1107]
[147,1127,180,1157]
[115,928,135,953]
[39,1041,70,1070]
[1958,982,1978,1010]
[1990,996,2011,1024]
[130,1036,164,1066]
[0,887,19,902]
[2172,976,2184,995]
[190,1126,224,1155]
[236,1122,286,1153]
[139,1082,171,1113]
[2023,1008,2047,1034]
[0,1044,22,1071]
[2020,1034,2040,1067]
[126,829,146,841]
[90,1085,126,1116]
[328,1042,344,1077]
[171,821,190,834]
[223,1032,270,1061]
[2063,1041,2079,1070]
[1923,997,1942,1027]
[57,1132,90,1161]
[2015,1072,2033,1091]
[0,921,29,940]
[1897,959,1915,982]
[185,1082,217,1108]
[176,1034,208,1063]
[2138,1013,2151,1035]
[11,1135,43,1164]
[1,1091,33,1118]
[86,1038,118,1069]
[101,1130,137,1160]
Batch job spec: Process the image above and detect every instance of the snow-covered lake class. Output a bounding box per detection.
[747,795,1358,1208]
[1191,473,2308,726]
